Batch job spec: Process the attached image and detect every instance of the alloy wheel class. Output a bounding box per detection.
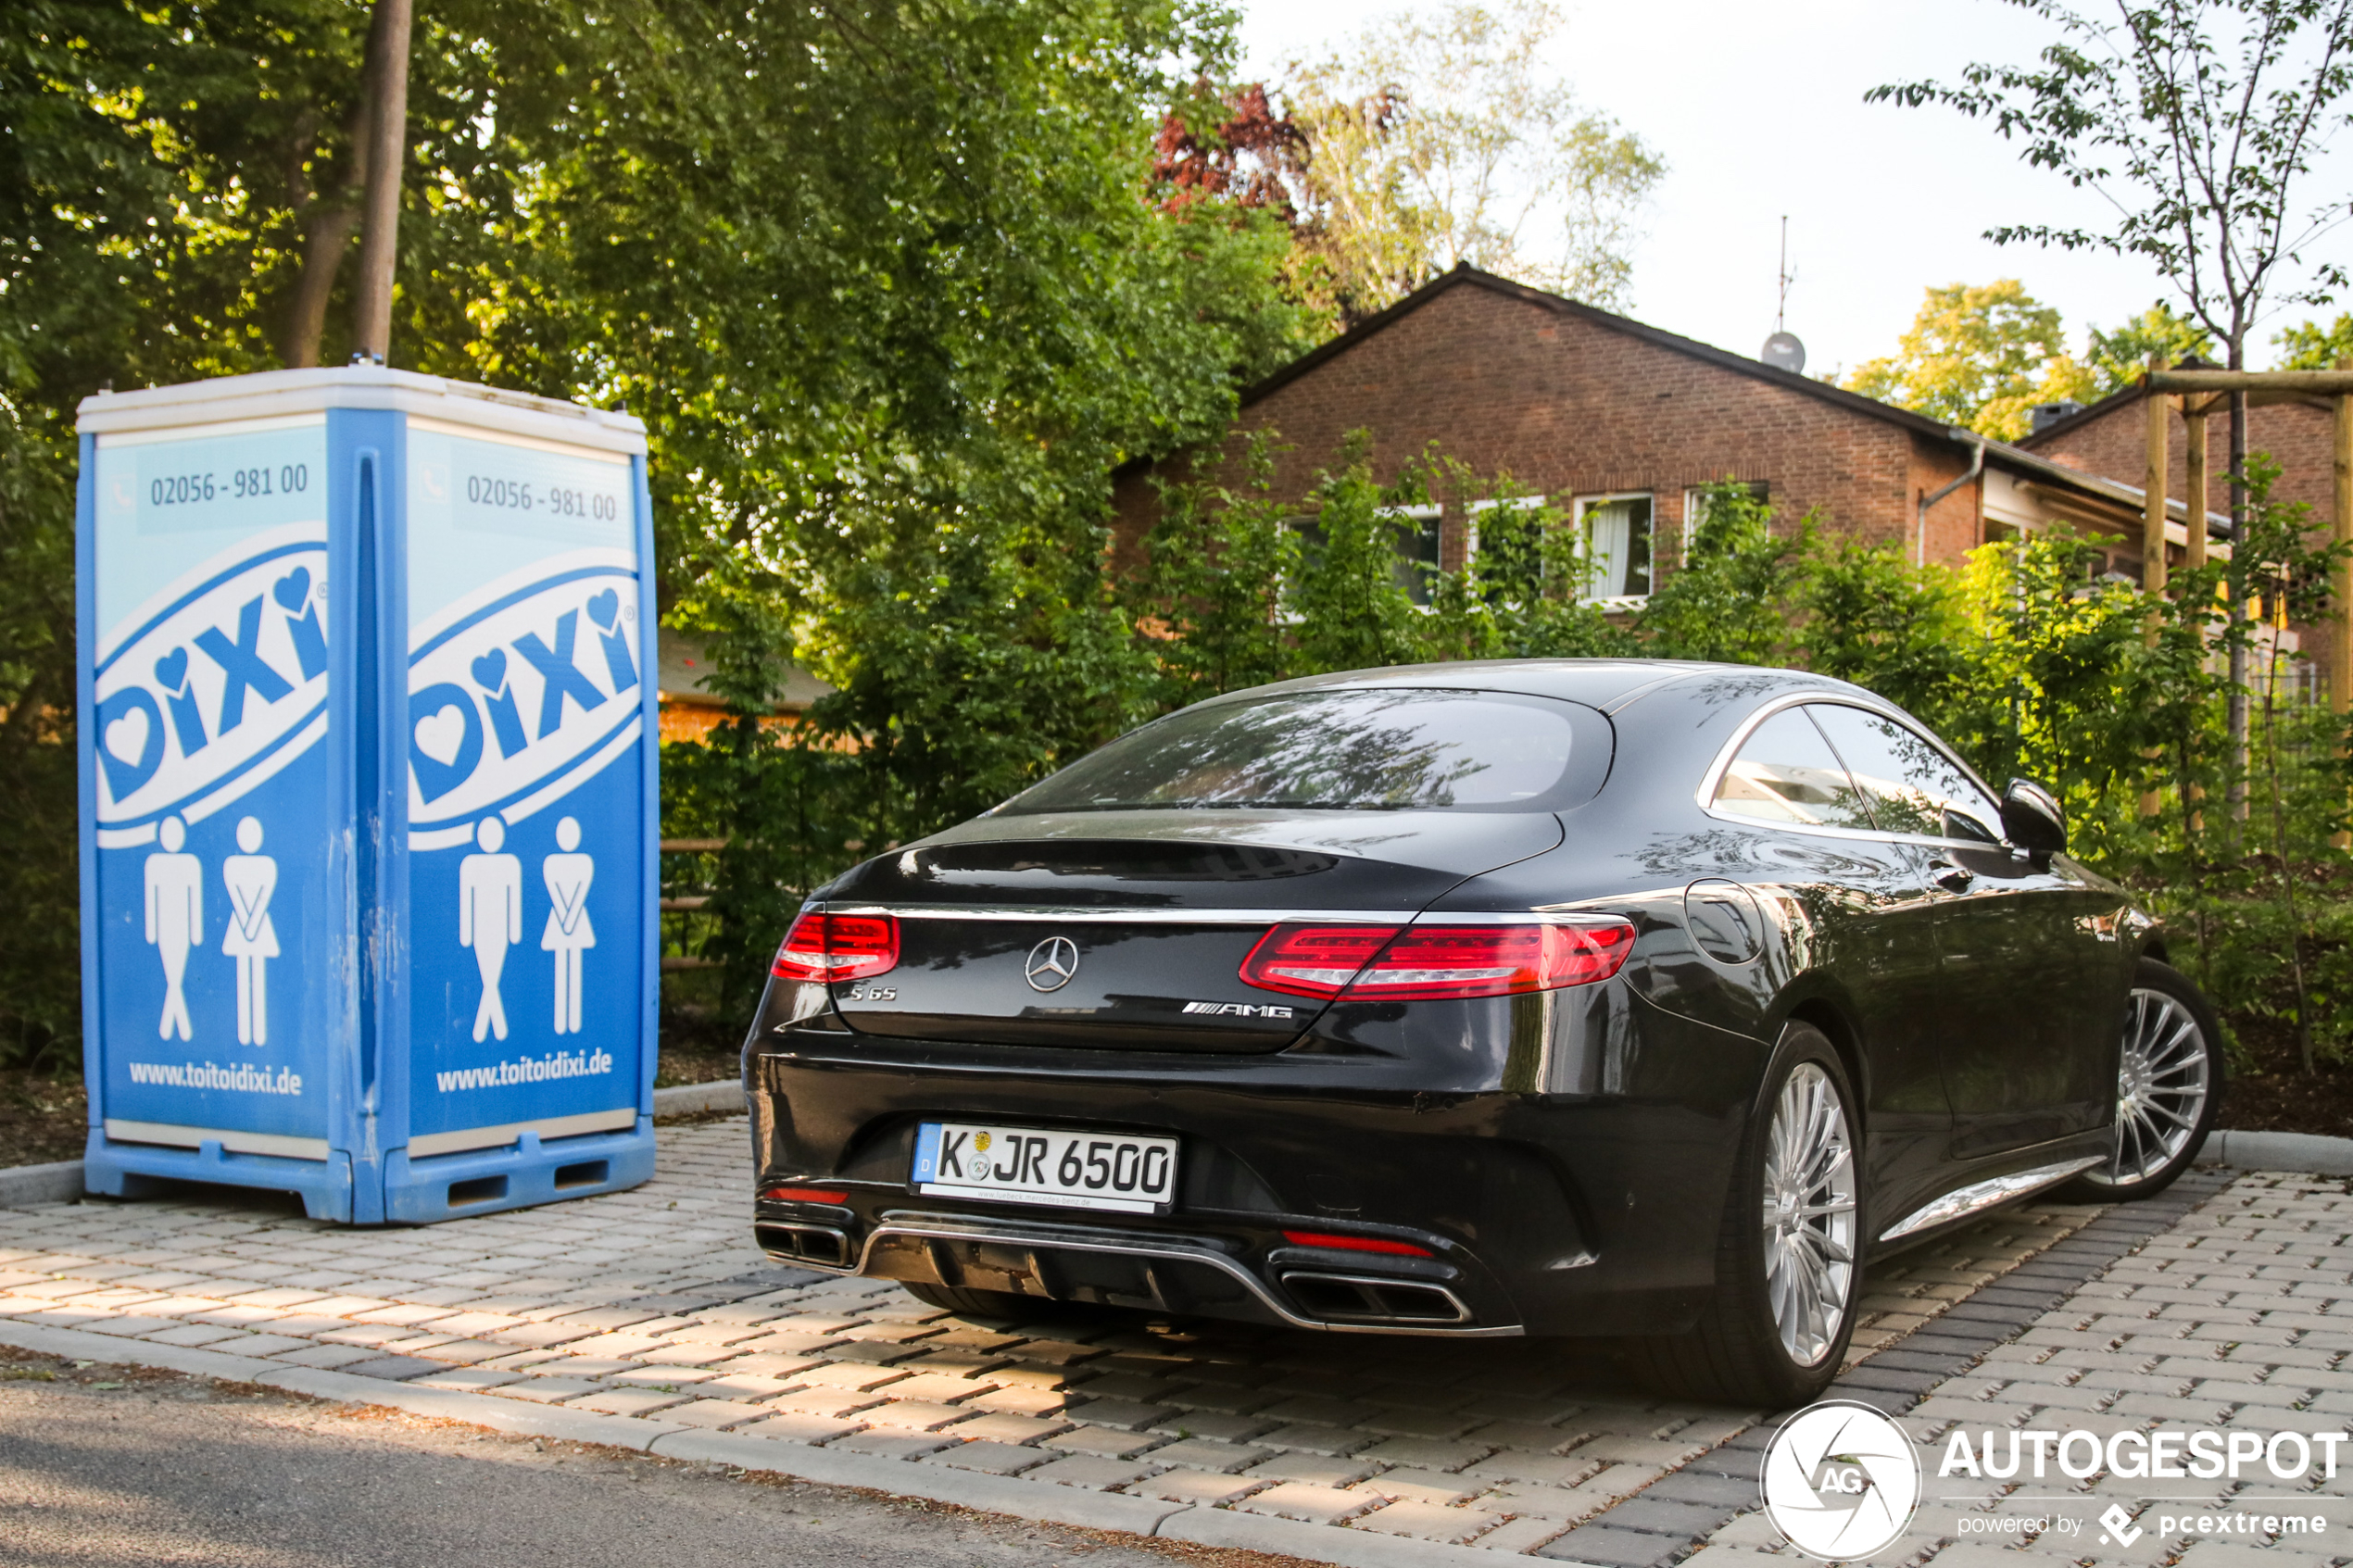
[2095,987,2211,1185]
[1759,1061,1858,1366]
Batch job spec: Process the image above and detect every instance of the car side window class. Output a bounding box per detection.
[1711,708,1876,831]
[1805,703,2003,844]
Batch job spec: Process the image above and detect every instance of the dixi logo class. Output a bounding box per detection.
[92,533,329,829]
[406,565,640,834]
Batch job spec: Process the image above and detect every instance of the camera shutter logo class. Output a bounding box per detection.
[1761,1400,1921,1561]
[1025,936,1080,993]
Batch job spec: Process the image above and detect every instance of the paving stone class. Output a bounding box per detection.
[923,1440,1051,1475]
[1041,1425,1168,1461]
[1231,1482,1380,1525]
[949,1411,1070,1445]
[878,1372,998,1404]
[1354,1499,1501,1544]
[606,1366,717,1388]
[963,1385,1071,1418]
[139,1323,253,1348]
[793,1361,911,1392]
[1600,1495,1725,1538]
[1537,1522,1680,1565]
[735,1411,863,1444]
[1473,1514,1571,1553]
[861,1399,975,1434]
[1139,1437,1265,1474]
[412,1368,524,1393]
[1024,1456,1154,1490]
[567,1387,695,1416]
[1122,1468,1265,1506]
[660,1399,772,1430]
[1253,1422,1372,1456]
[1060,1398,1171,1431]
[268,1343,383,1370]
[826,1430,956,1461]
[1356,1436,1493,1472]
[1148,1411,1273,1445]
[340,1355,443,1381]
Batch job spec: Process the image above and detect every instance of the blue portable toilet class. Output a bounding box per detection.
[76,367,660,1223]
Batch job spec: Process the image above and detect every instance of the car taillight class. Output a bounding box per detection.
[1282,1229,1434,1257]
[1240,920,1634,1001]
[771,911,899,982]
[1238,923,1403,997]
[761,1185,849,1204]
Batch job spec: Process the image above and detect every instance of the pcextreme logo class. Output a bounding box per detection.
[1761,1401,1922,1562]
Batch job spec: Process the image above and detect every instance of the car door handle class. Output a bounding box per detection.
[1929,859,1974,893]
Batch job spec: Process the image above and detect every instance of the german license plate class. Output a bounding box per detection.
[911,1122,1179,1215]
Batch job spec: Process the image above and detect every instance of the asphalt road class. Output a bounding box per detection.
[0,1358,1243,1568]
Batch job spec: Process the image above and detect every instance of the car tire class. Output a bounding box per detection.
[2057,958,2225,1203]
[1623,1022,1863,1408]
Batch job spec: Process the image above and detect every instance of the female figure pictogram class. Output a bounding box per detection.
[220,816,279,1046]
[541,816,596,1035]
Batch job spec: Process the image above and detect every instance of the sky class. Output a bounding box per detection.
[1234,0,2349,377]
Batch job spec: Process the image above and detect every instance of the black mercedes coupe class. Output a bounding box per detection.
[739,660,2222,1404]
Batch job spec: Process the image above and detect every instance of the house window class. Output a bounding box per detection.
[1681,482,1769,549]
[1382,507,1442,606]
[1466,495,1548,598]
[1289,506,1444,607]
[1574,493,1654,602]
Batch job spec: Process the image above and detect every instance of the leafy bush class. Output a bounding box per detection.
[665,441,2353,1081]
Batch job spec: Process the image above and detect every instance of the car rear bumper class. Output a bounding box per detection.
[743,997,1771,1337]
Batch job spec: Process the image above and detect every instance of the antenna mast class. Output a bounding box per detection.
[1776,216,1792,333]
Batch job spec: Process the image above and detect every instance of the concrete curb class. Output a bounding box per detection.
[1160,1505,1521,1567]
[0,1081,746,1208]
[0,1316,1490,1568]
[0,1160,83,1209]
[2194,1127,2353,1175]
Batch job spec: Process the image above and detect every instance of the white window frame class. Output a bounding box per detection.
[1465,494,1546,561]
[1681,481,1769,554]
[1377,504,1443,608]
[1571,491,1655,610]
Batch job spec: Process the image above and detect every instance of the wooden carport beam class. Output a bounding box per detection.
[2145,367,2353,844]
[2145,369,2353,395]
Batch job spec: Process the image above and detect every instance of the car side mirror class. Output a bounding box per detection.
[2000,778,2067,862]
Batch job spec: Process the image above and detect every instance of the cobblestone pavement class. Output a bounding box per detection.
[0,1121,2155,1562]
[1660,1171,2353,1568]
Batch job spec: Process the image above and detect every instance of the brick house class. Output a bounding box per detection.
[2019,378,2340,530]
[1114,266,2221,604]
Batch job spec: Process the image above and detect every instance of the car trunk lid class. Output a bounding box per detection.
[819,809,1565,1052]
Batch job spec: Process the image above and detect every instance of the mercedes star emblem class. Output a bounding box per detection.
[1024,936,1080,992]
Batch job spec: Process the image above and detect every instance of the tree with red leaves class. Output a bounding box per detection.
[1151,82,1310,220]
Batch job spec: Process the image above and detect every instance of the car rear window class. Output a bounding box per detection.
[1000,689,1580,813]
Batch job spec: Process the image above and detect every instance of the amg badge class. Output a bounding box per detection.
[1180,1001,1295,1018]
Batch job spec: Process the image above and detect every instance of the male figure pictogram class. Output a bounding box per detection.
[220,816,280,1046]
[459,817,522,1042]
[540,816,596,1035]
[145,815,202,1040]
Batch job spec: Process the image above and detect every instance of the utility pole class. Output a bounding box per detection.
[349,0,414,364]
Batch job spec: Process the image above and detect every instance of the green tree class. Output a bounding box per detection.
[1284,0,1665,320]
[4,0,1318,1047]
[1870,0,2353,820]
[2087,301,2219,393]
[1843,280,2099,438]
[1637,480,1810,664]
[2276,313,2353,367]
